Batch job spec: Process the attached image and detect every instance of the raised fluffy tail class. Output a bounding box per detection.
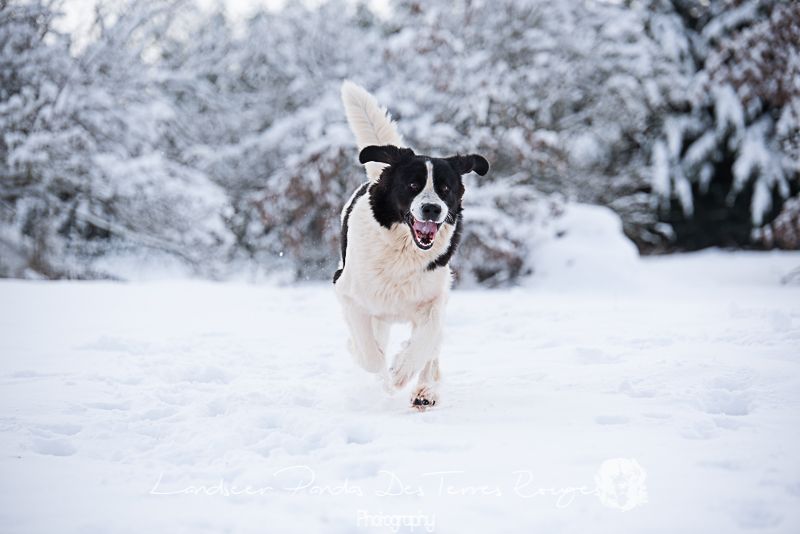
[341,80,404,180]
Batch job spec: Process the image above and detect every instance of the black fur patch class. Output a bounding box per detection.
[333,181,370,284]
[359,145,415,166]
[367,163,423,229]
[446,154,490,176]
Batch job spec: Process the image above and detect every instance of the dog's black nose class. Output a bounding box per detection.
[421,203,442,221]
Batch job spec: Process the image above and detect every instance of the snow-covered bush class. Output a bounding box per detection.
[377,0,682,251]
[2,0,796,283]
[0,1,231,278]
[754,195,800,250]
[648,0,800,250]
[455,178,563,287]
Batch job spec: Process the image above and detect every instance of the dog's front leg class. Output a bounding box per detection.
[390,299,443,390]
[411,358,441,410]
[340,296,386,374]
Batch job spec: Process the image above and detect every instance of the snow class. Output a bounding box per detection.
[1,250,799,533]
[651,140,670,203]
[528,203,639,290]
[713,84,745,140]
[567,132,603,168]
[733,119,790,226]
[675,167,695,218]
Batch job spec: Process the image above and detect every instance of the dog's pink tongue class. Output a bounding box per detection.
[413,220,438,239]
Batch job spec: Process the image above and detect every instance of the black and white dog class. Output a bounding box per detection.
[334,81,488,410]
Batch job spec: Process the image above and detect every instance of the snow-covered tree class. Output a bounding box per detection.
[1,1,232,278]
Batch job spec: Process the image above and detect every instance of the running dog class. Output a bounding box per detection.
[334,81,489,410]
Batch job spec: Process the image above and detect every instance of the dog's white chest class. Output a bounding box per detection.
[334,195,452,321]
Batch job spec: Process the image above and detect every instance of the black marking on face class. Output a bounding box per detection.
[333,181,370,284]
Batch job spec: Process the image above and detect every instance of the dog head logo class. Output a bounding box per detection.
[594,458,648,511]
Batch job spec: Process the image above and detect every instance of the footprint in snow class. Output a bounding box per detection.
[712,416,743,430]
[699,389,752,416]
[172,365,231,385]
[76,336,152,354]
[139,406,178,420]
[710,368,756,392]
[204,399,229,417]
[641,412,671,420]
[31,437,76,457]
[680,419,719,440]
[768,310,792,333]
[595,415,630,425]
[337,461,380,479]
[31,423,82,437]
[259,412,284,429]
[85,400,131,411]
[9,370,56,379]
[574,347,621,364]
[345,426,375,445]
[731,501,783,529]
[697,459,742,471]
[619,379,658,398]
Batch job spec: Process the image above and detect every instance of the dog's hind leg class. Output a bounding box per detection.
[341,297,386,373]
[372,318,391,354]
[371,318,396,391]
[411,358,440,411]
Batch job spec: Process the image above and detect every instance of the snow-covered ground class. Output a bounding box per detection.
[1,250,799,533]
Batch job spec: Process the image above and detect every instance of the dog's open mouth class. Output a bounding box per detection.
[407,216,440,250]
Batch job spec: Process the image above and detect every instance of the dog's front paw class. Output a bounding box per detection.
[410,385,439,411]
[390,357,416,389]
[377,368,397,395]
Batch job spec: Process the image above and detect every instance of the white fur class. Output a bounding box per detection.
[341,80,405,182]
[410,160,448,224]
[336,81,454,409]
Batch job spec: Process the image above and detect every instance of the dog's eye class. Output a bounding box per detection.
[441,185,450,194]
[409,182,421,191]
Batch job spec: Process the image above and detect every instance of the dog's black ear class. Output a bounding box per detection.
[446,154,490,176]
[359,145,415,166]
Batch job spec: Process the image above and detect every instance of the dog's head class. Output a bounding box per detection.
[359,145,489,250]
